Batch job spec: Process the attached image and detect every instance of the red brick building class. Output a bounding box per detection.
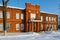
[0,3,58,33]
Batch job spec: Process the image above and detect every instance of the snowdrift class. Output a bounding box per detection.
[0,31,60,40]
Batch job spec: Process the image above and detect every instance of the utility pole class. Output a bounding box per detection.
[2,0,9,36]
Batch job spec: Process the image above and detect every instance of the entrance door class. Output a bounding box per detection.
[32,23,37,32]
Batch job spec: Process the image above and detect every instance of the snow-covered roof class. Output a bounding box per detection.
[40,11,58,15]
[0,4,58,15]
[40,11,54,14]
[0,4,25,10]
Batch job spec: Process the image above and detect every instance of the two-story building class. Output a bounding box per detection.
[0,3,58,33]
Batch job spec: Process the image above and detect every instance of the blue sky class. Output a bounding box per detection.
[0,0,60,24]
[0,0,60,15]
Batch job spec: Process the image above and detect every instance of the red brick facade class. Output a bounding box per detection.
[0,3,58,33]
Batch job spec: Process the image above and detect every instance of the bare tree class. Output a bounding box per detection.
[2,0,9,36]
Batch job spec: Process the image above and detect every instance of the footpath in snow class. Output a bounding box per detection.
[0,31,60,40]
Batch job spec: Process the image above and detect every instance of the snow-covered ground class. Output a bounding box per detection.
[0,30,60,40]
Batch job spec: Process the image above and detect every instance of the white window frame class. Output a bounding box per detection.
[16,13,20,19]
[6,12,10,19]
[16,24,20,30]
[0,11,3,18]
[30,13,36,20]
[21,14,24,19]
[41,16,43,22]
[46,16,48,21]
[49,17,51,22]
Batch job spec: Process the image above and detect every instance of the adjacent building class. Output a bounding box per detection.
[0,3,58,32]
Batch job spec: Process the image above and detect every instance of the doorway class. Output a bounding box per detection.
[32,23,37,32]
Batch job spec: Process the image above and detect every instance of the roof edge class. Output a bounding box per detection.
[0,4,25,10]
[40,11,58,16]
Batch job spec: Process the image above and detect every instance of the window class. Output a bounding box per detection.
[46,16,48,21]
[6,24,10,30]
[6,12,10,19]
[21,24,24,30]
[0,24,3,31]
[41,16,43,21]
[52,17,54,22]
[21,14,24,19]
[41,24,43,30]
[16,13,20,19]
[46,24,49,30]
[0,11,3,18]
[16,24,20,30]
[30,14,36,20]
[49,17,51,21]
[54,18,56,22]
[52,25,54,30]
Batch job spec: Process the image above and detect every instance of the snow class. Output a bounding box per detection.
[0,4,25,10]
[40,11,57,15]
[0,30,60,40]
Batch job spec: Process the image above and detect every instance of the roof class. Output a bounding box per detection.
[0,4,58,15]
[0,4,25,10]
[40,11,58,16]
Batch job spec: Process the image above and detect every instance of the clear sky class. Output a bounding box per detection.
[0,0,60,24]
[0,0,60,15]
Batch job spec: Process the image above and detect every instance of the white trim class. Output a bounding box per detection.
[40,11,57,15]
[29,19,42,22]
[46,16,48,21]
[0,4,24,10]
